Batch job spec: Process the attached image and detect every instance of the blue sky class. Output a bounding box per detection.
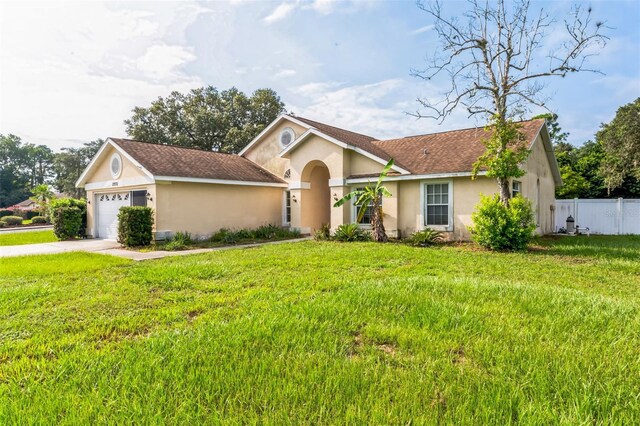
[1,0,638,151]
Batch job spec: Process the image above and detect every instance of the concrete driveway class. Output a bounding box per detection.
[0,239,120,258]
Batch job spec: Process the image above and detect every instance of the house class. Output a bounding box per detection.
[76,114,561,240]
[9,199,39,212]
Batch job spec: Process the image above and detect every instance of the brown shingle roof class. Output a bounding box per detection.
[293,116,409,170]
[110,139,285,184]
[369,119,544,176]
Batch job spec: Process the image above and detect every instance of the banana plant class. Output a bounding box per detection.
[333,159,394,242]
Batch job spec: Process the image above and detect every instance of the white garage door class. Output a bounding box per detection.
[96,192,130,239]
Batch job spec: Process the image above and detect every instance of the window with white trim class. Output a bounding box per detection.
[423,182,451,228]
[283,190,292,225]
[353,187,374,225]
[512,180,521,197]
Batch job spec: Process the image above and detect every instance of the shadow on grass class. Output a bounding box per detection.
[530,235,640,262]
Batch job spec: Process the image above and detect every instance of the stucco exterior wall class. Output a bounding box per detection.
[395,177,497,241]
[85,146,149,183]
[154,182,283,237]
[519,134,557,234]
[242,120,306,178]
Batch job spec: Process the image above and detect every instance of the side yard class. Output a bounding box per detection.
[0,236,638,423]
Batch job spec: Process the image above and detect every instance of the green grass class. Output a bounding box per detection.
[0,230,56,246]
[0,236,638,424]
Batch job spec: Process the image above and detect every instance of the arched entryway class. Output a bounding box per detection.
[300,161,331,232]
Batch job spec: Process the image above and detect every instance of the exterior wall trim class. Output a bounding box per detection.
[347,171,487,184]
[288,181,311,190]
[85,176,154,191]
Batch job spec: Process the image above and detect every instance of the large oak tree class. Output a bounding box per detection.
[124,87,286,154]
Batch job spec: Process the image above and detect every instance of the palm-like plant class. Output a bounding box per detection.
[30,184,54,216]
[333,159,394,243]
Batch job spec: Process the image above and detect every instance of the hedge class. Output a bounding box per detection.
[2,216,23,226]
[117,207,154,247]
[0,209,13,218]
[31,216,48,224]
[49,198,86,240]
[50,198,87,238]
[52,207,83,240]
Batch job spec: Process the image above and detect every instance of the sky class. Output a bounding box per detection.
[1,0,638,152]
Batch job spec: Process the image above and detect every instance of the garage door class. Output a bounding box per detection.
[96,192,130,239]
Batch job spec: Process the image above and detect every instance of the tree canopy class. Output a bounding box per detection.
[124,87,286,153]
[597,98,640,192]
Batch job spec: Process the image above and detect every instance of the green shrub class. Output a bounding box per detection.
[254,224,279,239]
[51,207,83,240]
[0,220,6,228]
[164,231,192,251]
[117,206,154,247]
[334,223,370,242]
[25,210,40,220]
[2,215,23,226]
[31,216,47,224]
[50,198,87,237]
[470,194,536,251]
[314,223,331,241]
[409,228,444,247]
[0,209,13,218]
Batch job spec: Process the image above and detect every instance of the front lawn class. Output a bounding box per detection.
[0,236,638,423]
[0,230,57,246]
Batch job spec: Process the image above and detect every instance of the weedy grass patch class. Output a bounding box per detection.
[0,236,638,424]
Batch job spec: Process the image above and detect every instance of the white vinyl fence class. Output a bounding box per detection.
[555,198,640,235]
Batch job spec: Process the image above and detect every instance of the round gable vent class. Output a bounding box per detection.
[110,153,122,179]
[279,127,295,147]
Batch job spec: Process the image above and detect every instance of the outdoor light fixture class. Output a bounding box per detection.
[146,192,153,202]
[292,194,297,203]
[333,193,338,201]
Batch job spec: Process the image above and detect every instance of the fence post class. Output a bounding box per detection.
[574,198,579,226]
[617,198,623,235]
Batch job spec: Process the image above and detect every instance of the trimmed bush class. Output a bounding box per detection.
[50,198,87,238]
[117,206,154,247]
[334,223,370,242]
[0,209,13,218]
[51,207,83,240]
[409,228,444,247]
[0,220,6,228]
[2,216,23,226]
[31,216,47,224]
[470,194,536,251]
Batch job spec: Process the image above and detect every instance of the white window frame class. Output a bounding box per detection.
[282,190,291,226]
[512,180,522,198]
[350,186,373,229]
[419,179,454,232]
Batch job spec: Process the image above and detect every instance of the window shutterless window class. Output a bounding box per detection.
[425,183,449,226]
[131,190,147,207]
[512,181,521,197]
[353,188,374,225]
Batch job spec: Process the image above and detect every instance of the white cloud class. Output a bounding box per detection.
[411,24,434,35]
[274,69,298,79]
[289,79,473,139]
[264,2,298,24]
[264,0,373,24]
[0,1,206,150]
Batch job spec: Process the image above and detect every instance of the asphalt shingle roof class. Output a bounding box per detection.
[110,139,285,184]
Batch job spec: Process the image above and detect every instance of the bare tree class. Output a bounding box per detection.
[411,0,608,203]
